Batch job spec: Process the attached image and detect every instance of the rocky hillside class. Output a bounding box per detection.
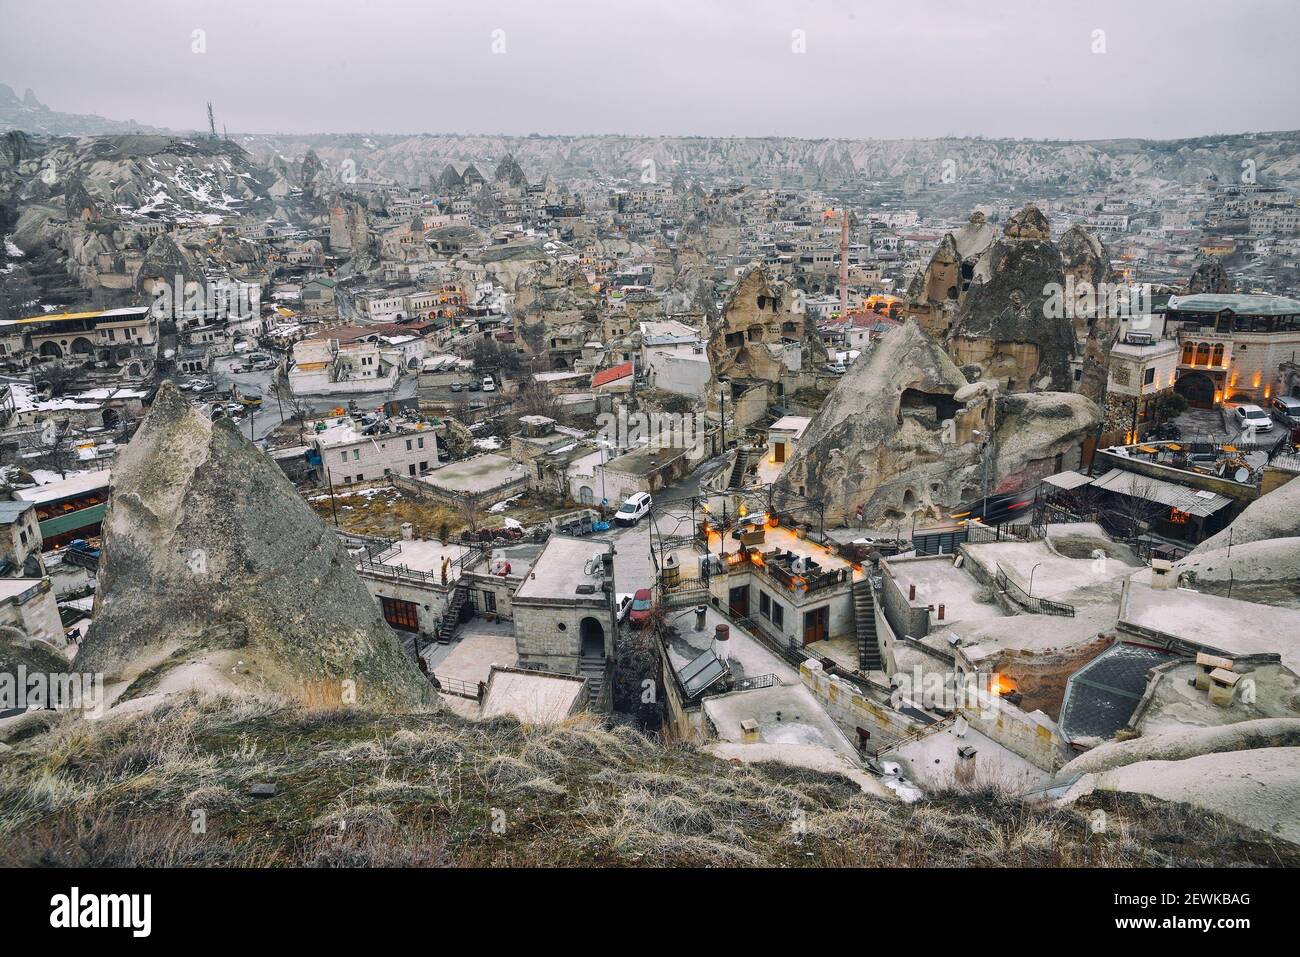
[1,695,1293,867]
[6,134,280,227]
[75,383,434,713]
[0,83,168,137]
[239,130,1300,190]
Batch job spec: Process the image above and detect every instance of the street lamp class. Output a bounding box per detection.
[972,429,990,523]
[717,377,728,452]
[1028,562,1042,598]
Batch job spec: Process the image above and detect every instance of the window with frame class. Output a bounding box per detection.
[759,591,771,618]
[770,601,784,629]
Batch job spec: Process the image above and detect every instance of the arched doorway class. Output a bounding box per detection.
[102,408,120,428]
[1175,371,1216,410]
[579,616,605,659]
[38,342,62,359]
[70,337,94,356]
[578,485,594,505]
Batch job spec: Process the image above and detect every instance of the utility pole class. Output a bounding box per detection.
[718,381,727,451]
[325,466,339,526]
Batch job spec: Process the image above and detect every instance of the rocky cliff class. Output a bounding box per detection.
[74,383,435,712]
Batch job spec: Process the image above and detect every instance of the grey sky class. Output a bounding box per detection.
[2,0,1297,139]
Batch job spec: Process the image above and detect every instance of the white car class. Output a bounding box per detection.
[481,376,496,392]
[614,491,652,526]
[616,592,634,623]
[1233,404,1273,433]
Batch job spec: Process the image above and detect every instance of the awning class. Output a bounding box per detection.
[1089,468,1234,518]
[1040,470,1094,491]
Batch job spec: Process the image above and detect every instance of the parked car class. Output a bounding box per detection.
[481,376,496,392]
[616,592,634,623]
[251,359,277,372]
[628,588,654,629]
[1233,403,1273,433]
[1270,395,1300,426]
[614,491,653,526]
[450,382,463,393]
[822,362,847,375]
[468,379,481,391]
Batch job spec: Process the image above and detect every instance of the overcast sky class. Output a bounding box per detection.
[2,0,1297,140]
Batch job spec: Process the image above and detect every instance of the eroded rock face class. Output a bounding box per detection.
[75,383,434,711]
[774,321,991,525]
[1188,257,1229,294]
[1059,224,1116,404]
[775,321,1100,526]
[1193,476,1300,553]
[1002,203,1051,241]
[706,266,826,386]
[947,204,1077,392]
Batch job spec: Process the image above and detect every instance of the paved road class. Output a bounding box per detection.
[204,355,417,442]
[585,464,716,594]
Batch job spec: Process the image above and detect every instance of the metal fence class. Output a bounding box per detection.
[656,573,710,608]
[995,564,1075,617]
[430,673,481,700]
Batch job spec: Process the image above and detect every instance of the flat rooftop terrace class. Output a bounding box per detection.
[513,535,608,601]
[885,555,1007,628]
[961,536,1138,608]
[664,605,798,688]
[703,682,857,758]
[372,539,471,577]
[707,523,865,581]
[418,454,527,496]
[1123,572,1300,674]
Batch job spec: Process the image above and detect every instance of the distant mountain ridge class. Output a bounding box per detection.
[235,130,1300,192]
[0,82,170,136]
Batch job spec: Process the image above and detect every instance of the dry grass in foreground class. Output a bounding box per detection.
[1,694,1294,868]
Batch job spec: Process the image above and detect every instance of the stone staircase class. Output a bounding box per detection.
[727,448,759,489]
[579,655,606,707]
[853,578,883,672]
[436,582,469,644]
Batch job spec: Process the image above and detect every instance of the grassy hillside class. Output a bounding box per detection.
[1,695,1294,867]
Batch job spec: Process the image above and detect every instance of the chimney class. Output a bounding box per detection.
[1150,545,1175,590]
[1208,668,1240,708]
[908,583,916,601]
[956,746,977,785]
[1194,651,1233,692]
[937,603,945,621]
[713,623,730,663]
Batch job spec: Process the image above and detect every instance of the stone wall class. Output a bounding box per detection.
[879,559,932,640]
[513,599,613,674]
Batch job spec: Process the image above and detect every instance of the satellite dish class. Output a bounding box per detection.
[1234,467,1250,483]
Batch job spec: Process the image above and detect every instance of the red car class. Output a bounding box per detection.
[628,588,654,629]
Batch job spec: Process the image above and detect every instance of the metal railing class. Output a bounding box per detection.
[995,563,1075,617]
[430,673,481,700]
[656,573,710,608]
[732,673,780,692]
[964,522,1045,545]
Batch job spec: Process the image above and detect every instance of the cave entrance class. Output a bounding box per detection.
[900,388,959,426]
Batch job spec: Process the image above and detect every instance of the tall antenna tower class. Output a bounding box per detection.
[206,102,217,139]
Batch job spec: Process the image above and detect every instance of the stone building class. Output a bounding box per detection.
[510,536,617,707]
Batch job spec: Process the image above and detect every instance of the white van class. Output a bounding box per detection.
[614,491,652,526]
[482,376,496,393]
